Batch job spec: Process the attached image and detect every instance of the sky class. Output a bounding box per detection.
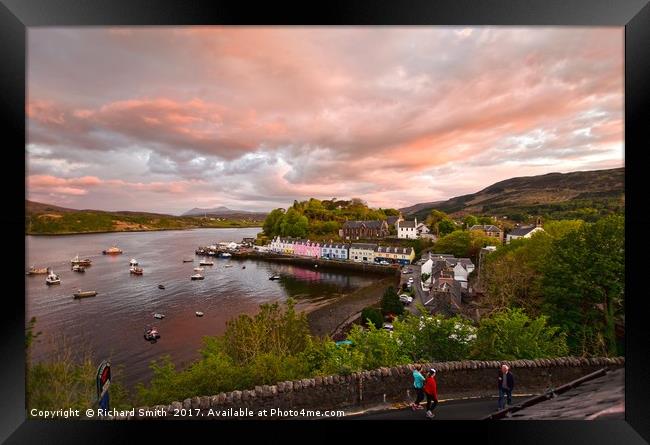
[26,27,624,215]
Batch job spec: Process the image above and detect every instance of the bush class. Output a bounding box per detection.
[361,307,383,329]
[381,287,404,316]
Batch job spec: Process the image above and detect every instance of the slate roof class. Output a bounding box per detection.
[342,220,387,229]
[374,246,414,255]
[399,220,417,228]
[470,224,502,232]
[508,225,540,237]
[322,243,349,249]
[349,243,379,250]
[502,368,624,420]
[386,216,401,225]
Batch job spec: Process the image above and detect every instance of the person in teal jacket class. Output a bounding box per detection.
[410,364,425,410]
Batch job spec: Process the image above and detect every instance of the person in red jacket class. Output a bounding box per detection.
[424,368,438,418]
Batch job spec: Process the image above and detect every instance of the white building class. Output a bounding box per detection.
[506,220,545,244]
[349,243,377,263]
[397,218,418,239]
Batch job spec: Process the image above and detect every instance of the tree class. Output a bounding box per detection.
[426,210,450,236]
[434,230,493,263]
[470,308,569,360]
[541,215,624,356]
[463,215,478,229]
[437,219,456,236]
[347,324,409,370]
[263,208,285,237]
[393,312,477,362]
[380,286,404,316]
[361,307,383,329]
[280,208,309,238]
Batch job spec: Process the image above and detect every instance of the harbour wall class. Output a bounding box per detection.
[127,356,624,419]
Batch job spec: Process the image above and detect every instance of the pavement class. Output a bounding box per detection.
[346,396,529,420]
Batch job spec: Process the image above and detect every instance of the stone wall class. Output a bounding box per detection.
[233,252,401,275]
[128,356,624,419]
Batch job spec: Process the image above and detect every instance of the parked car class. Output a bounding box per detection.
[379,260,390,265]
[399,294,413,305]
[407,277,414,283]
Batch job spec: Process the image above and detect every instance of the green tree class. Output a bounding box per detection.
[541,215,624,356]
[380,286,404,315]
[280,208,309,238]
[463,215,478,229]
[434,230,493,263]
[361,307,383,329]
[437,219,457,236]
[393,311,477,362]
[263,208,285,237]
[470,308,569,360]
[347,324,409,370]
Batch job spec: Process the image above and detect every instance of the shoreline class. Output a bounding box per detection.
[25,226,263,236]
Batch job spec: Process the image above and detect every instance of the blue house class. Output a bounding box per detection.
[320,243,349,260]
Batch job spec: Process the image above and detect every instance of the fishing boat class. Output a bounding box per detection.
[26,266,49,275]
[71,254,92,266]
[72,264,86,273]
[190,273,204,280]
[129,258,139,266]
[46,271,61,285]
[103,245,123,255]
[269,274,281,281]
[73,290,97,299]
[195,311,204,317]
[182,257,194,263]
[144,326,160,341]
[199,260,214,266]
[158,284,165,290]
[193,267,204,272]
[224,264,233,268]
[153,313,165,319]
[130,266,144,275]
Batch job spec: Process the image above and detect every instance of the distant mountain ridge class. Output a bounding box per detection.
[182,206,258,216]
[400,167,624,220]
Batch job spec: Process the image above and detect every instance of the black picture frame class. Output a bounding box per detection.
[1,0,648,443]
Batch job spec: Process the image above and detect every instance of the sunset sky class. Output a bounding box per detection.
[26,27,624,215]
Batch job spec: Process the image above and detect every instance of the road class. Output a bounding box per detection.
[398,263,431,315]
[346,396,529,420]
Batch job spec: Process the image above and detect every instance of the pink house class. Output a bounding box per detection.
[293,240,321,258]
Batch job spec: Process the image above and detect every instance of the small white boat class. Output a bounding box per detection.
[153,313,165,319]
[144,327,160,341]
[130,266,144,275]
[72,264,86,273]
[71,254,92,266]
[220,252,232,258]
[269,274,281,281]
[193,267,204,272]
[224,264,233,268]
[182,257,194,263]
[199,260,214,266]
[73,290,97,299]
[191,273,204,280]
[46,271,61,285]
[129,258,138,266]
[195,311,204,317]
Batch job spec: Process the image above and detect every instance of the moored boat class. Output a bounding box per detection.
[195,311,204,317]
[46,271,61,285]
[103,246,123,255]
[193,267,204,272]
[27,266,49,275]
[72,264,86,273]
[158,284,165,290]
[71,254,92,266]
[73,290,97,299]
[153,313,165,319]
[144,326,160,341]
[190,273,204,280]
[129,258,139,266]
[199,260,214,266]
[130,266,144,275]
[269,274,281,280]
[220,252,232,258]
[182,257,194,263]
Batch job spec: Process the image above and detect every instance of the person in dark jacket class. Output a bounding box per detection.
[424,368,438,418]
[497,364,514,409]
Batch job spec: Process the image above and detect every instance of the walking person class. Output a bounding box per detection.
[410,364,425,410]
[497,364,515,409]
[424,368,438,419]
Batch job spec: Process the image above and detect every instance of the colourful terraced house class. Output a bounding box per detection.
[292,240,322,258]
[320,243,349,260]
[270,236,296,255]
[374,245,416,265]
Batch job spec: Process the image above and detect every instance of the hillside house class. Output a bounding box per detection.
[506,219,545,243]
[340,220,389,240]
[469,224,504,243]
[397,218,418,239]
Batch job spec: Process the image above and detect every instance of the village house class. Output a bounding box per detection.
[349,243,378,263]
[386,214,403,229]
[374,245,416,265]
[416,222,431,237]
[320,243,349,260]
[269,236,296,255]
[397,218,418,239]
[469,224,504,243]
[421,253,475,290]
[340,220,389,240]
[506,218,545,243]
[292,240,322,258]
